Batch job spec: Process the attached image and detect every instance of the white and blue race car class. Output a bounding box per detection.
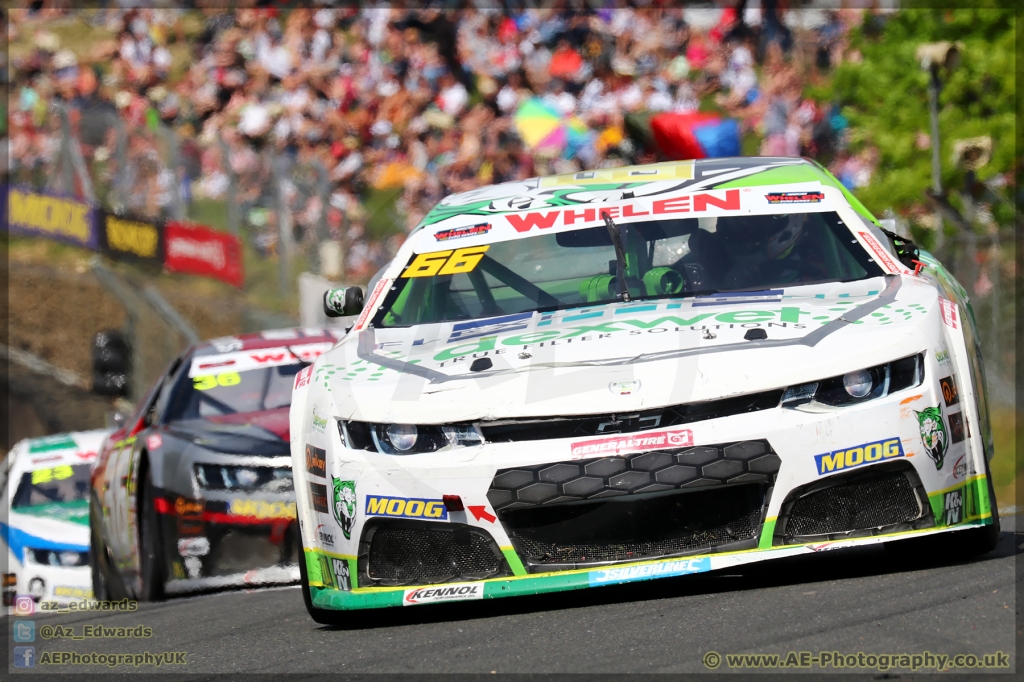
[3,430,111,609]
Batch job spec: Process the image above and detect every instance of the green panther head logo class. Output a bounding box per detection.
[915,406,948,470]
[332,478,356,540]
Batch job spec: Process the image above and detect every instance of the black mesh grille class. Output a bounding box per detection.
[774,462,932,544]
[488,440,779,511]
[503,483,769,570]
[511,508,761,566]
[360,521,510,586]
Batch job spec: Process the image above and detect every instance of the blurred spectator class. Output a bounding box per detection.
[6,4,873,283]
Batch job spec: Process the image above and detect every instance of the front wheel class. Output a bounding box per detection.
[298,549,342,626]
[886,459,1000,562]
[138,471,166,601]
[89,495,111,601]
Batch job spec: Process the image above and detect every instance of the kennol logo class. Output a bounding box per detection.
[403,584,483,604]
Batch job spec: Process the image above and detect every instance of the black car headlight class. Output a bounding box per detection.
[341,420,482,455]
[194,464,293,492]
[782,353,923,408]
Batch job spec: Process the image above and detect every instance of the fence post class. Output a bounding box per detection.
[89,258,146,403]
[219,138,241,237]
[272,153,294,299]
[157,123,187,221]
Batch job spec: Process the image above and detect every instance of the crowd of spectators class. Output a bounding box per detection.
[5,4,881,284]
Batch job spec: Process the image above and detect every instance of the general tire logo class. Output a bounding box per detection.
[403,583,483,605]
[570,428,693,458]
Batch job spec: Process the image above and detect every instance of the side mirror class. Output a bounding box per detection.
[324,287,364,318]
[92,330,131,397]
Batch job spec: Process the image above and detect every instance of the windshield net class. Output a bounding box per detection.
[165,364,304,421]
[12,464,91,508]
[375,212,884,327]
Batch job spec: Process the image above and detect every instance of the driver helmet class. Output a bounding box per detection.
[764,213,808,259]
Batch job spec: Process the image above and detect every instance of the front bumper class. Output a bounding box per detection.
[301,376,994,610]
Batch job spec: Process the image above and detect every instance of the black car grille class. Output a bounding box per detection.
[359,520,512,587]
[487,440,780,511]
[503,483,771,571]
[480,390,783,443]
[773,461,933,545]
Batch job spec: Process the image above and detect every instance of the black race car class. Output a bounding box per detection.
[89,328,341,600]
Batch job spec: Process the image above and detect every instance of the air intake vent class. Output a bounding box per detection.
[359,520,511,587]
[773,461,933,545]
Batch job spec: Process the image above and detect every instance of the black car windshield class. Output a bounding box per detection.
[163,363,304,422]
[374,211,884,328]
[12,464,91,508]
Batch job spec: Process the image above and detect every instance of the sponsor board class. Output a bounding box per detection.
[403,583,484,605]
[99,213,163,264]
[365,495,448,520]
[294,365,313,389]
[571,429,693,458]
[952,455,967,481]
[229,499,297,520]
[332,478,356,539]
[857,231,905,274]
[948,411,965,444]
[943,489,964,525]
[939,298,958,328]
[765,190,824,204]
[609,380,641,396]
[177,537,210,557]
[589,557,711,586]
[915,406,948,470]
[305,444,327,478]
[316,524,334,547]
[354,278,391,332]
[940,376,959,407]
[7,187,97,249]
[435,223,491,241]
[311,405,328,434]
[814,438,904,475]
[310,483,329,514]
[164,220,244,287]
[333,558,351,591]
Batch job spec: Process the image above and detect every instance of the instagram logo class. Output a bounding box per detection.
[14,595,35,616]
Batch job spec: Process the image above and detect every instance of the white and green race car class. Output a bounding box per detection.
[291,157,998,620]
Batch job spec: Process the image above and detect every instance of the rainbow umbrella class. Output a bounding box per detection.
[514,98,565,152]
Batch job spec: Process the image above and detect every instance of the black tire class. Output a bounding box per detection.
[886,458,1000,563]
[298,547,342,626]
[89,494,112,601]
[138,470,166,601]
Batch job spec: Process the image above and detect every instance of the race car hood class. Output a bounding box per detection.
[317,275,942,423]
[4,501,91,561]
[165,409,290,456]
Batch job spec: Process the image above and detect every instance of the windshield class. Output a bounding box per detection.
[164,364,304,422]
[12,464,91,508]
[375,211,884,327]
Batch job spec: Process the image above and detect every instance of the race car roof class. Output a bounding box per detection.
[192,327,343,357]
[414,156,873,233]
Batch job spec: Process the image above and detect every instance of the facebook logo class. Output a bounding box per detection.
[13,620,36,642]
[14,646,35,668]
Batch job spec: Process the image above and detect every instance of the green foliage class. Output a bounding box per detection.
[817,9,1015,228]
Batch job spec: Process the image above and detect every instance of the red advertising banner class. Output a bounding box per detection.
[164,221,244,288]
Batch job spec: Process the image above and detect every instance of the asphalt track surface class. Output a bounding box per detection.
[8,516,1019,675]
